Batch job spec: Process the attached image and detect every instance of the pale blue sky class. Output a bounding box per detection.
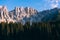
[0,0,60,11]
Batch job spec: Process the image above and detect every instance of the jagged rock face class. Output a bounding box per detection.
[0,6,9,23]
[0,6,15,23]
[9,7,38,23]
[0,6,59,24]
[9,7,59,24]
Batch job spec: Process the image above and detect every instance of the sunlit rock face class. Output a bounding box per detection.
[0,6,59,24]
[0,6,15,23]
[9,7,38,24]
[0,6,8,23]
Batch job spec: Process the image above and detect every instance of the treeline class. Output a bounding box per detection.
[0,21,60,40]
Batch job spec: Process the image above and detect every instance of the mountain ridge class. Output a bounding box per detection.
[0,6,60,24]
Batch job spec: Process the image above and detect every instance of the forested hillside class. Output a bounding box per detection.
[0,21,60,40]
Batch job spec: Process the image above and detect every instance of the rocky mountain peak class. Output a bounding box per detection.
[0,6,59,24]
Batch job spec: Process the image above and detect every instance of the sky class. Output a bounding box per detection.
[0,0,60,11]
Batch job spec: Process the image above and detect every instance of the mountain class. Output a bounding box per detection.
[0,6,14,23]
[0,6,59,24]
[9,7,38,24]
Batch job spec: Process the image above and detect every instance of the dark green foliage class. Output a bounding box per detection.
[0,21,60,40]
